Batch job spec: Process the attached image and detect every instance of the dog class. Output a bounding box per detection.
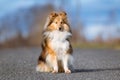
[36,11,73,73]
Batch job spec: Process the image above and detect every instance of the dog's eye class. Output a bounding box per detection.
[55,22,57,24]
[61,22,63,24]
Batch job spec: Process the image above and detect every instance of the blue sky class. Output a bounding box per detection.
[80,0,120,25]
[0,0,120,25]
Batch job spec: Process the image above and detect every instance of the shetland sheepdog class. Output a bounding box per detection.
[36,11,73,73]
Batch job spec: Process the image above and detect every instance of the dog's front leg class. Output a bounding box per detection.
[62,55,71,73]
[47,54,58,73]
[52,55,58,73]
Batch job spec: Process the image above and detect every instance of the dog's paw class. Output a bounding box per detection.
[65,69,71,74]
[52,70,58,73]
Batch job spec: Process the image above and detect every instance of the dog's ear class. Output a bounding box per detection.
[59,11,67,16]
[59,11,69,24]
[59,11,68,21]
[49,12,58,19]
[44,11,58,30]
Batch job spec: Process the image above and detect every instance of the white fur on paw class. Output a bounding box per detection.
[52,70,58,73]
[65,69,71,73]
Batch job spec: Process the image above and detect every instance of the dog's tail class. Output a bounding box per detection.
[36,61,52,72]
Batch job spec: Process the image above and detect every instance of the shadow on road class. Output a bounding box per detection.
[73,68,120,73]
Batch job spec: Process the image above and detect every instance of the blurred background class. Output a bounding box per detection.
[0,0,120,49]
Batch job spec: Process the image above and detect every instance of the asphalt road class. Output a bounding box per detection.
[0,47,120,80]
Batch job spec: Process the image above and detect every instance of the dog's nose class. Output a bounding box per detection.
[59,27,62,31]
[59,27,63,31]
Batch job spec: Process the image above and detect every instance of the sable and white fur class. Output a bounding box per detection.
[36,11,73,73]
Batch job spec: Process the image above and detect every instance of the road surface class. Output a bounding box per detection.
[0,48,120,80]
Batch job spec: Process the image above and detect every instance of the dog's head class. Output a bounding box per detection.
[44,11,72,40]
[46,11,71,32]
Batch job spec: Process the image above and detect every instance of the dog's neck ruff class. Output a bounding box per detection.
[43,30,72,41]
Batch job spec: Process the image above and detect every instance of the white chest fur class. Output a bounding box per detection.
[51,39,69,60]
[44,30,71,60]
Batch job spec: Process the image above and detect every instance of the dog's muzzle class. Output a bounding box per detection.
[59,27,64,31]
